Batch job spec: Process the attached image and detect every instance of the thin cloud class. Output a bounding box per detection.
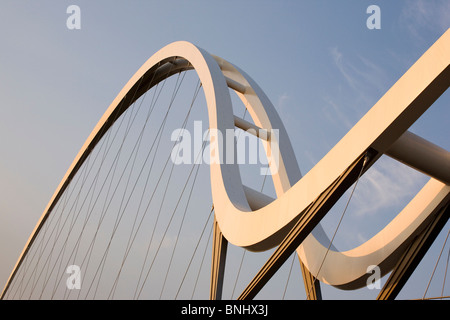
[327,47,389,133]
[400,0,450,42]
[351,157,427,218]
[353,55,390,94]
[275,92,293,128]
[277,92,290,110]
[330,47,389,99]
[322,96,353,129]
[330,47,359,92]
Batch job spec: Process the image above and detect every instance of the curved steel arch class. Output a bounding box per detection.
[2,30,450,299]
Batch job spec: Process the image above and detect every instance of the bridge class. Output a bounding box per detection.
[1,29,449,301]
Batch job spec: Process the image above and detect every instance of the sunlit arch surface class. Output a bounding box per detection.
[2,30,450,299]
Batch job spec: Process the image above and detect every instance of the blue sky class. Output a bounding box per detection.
[0,1,449,300]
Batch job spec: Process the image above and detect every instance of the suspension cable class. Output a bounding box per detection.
[306,153,369,300]
[423,229,450,299]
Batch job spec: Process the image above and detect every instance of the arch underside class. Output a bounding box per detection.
[2,29,450,299]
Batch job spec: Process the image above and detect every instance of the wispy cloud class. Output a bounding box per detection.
[277,93,290,110]
[400,0,450,42]
[351,156,427,218]
[350,55,390,94]
[321,95,353,130]
[329,47,359,92]
[326,47,390,132]
[330,47,389,98]
[275,92,293,127]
